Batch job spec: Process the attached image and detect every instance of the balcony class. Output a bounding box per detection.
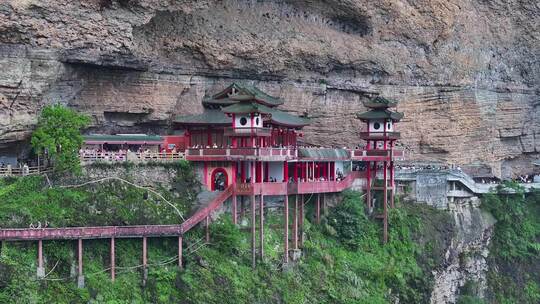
[233,171,362,196]
[359,132,400,140]
[185,147,297,161]
[224,127,272,137]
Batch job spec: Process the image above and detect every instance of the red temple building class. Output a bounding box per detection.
[174,83,404,264]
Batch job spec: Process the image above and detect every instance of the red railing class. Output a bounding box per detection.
[236,183,254,195]
[180,186,234,234]
[0,225,183,241]
[234,171,362,196]
[229,148,257,156]
[185,148,296,159]
[203,149,227,156]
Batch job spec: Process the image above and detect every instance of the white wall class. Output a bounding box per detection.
[234,113,263,128]
[234,114,250,128]
[369,119,393,132]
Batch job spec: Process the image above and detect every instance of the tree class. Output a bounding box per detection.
[31,104,90,172]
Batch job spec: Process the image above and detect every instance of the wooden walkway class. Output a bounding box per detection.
[0,174,360,285]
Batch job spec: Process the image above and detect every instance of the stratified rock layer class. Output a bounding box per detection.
[0,0,538,175]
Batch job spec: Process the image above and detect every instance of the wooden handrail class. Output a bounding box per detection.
[180,186,234,234]
[80,152,185,163]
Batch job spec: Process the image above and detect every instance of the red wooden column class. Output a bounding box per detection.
[299,194,304,247]
[110,238,115,281]
[251,194,256,268]
[142,236,148,285]
[327,162,331,180]
[37,240,44,278]
[142,237,147,269]
[390,160,395,208]
[259,195,264,260]
[232,194,238,225]
[283,161,288,182]
[178,236,183,269]
[293,195,299,250]
[371,161,378,209]
[232,162,237,184]
[77,239,84,288]
[240,161,245,182]
[283,195,289,264]
[316,194,321,224]
[383,161,388,244]
[366,159,371,208]
[294,162,298,182]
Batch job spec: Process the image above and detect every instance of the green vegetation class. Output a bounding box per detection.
[0,161,198,228]
[31,104,90,172]
[0,186,455,303]
[482,183,540,304]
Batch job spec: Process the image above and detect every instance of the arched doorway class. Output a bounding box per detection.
[211,168,228,191]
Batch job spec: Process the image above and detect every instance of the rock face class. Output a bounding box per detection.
[430,198,496,304]
[0,0,539,175]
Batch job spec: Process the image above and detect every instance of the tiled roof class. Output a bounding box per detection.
[83,134,163,143]
[356,109,403,121]
[174,109,232,125]
[203,83,284,107]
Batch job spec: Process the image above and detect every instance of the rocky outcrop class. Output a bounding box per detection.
[0,0,538,175]
[430,198,496,304]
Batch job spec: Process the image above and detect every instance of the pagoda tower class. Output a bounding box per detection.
[356,96,404,243]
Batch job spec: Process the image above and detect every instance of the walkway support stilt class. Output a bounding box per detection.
[293,195,298,250]
[142,236,148,285]
[366,160,371,209]
[178,236,183,269]
[77,239,84,288]
[240,196,245,221]
[110,238,115,281]
[299,194,304,247]
[316,194,320,224]
[390,160,395,208]
[284,195,289,264]
[251,194,256,268]
[37,239,44,278]
[259,195,264,261]
[205,216,210,243]
[383,161,388,244]
[232,194,238,225]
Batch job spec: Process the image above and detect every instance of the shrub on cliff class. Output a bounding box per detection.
[31,104,90,173]
[326,190,372,249]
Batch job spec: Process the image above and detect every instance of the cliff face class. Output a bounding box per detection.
[0,0,538,175]
[430,198,495,304]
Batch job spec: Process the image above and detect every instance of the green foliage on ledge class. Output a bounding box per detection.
[482,184,540,304]
[0,162,198,228]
